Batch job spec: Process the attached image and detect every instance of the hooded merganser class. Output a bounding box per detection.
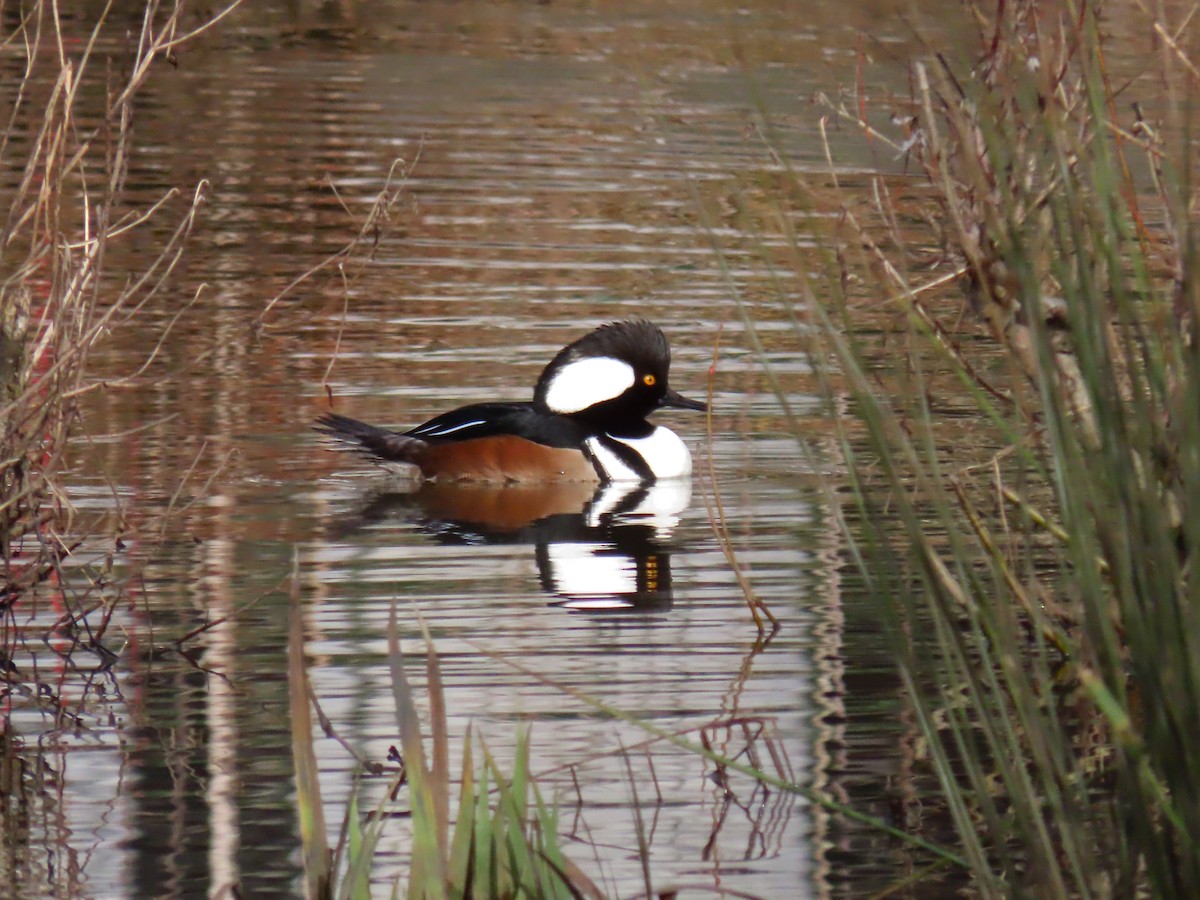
[316,319,707,483]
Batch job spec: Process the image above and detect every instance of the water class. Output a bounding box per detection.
[1,2,976,897]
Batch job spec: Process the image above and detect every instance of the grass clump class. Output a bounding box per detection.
[384,609,593,900]
[757,1,1200,894]
[287,578,597,899]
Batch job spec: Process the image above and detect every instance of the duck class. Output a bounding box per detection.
[315,319,706,483]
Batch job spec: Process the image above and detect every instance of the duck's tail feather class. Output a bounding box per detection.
[315,412,428,465]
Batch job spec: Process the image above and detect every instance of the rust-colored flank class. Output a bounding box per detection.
[414,435,599,483]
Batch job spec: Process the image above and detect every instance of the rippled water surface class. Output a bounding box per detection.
[3,1,991,897]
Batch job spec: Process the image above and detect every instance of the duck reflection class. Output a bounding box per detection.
[338,479,692,611]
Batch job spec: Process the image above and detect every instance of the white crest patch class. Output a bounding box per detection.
[543,357,635,415]
[610,427,693,480]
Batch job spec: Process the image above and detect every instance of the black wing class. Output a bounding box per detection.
[406,402,586,449]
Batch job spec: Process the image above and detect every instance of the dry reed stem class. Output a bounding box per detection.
[698,324,779,633]
[0,2,242,693]
[258,152,419,332]
[809,3,1200,891]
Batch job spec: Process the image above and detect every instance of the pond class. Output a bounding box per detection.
[3,1,991,896]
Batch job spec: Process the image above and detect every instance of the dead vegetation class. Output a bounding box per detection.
[0,2,244,702]
[794,2,1200,893]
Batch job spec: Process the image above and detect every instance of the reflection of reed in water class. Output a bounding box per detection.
[0,731,89,896]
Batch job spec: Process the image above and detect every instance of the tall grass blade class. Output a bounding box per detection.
[382,613,588,898]
[339,793,378,900]
[386,603,444,899]
[287,554,331,899]
[446,726,476,895]
[419,614,451,846]
[762,1,1200,893]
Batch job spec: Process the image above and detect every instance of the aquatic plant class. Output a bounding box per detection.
[757,1,1200,894]
[287,582,597,899]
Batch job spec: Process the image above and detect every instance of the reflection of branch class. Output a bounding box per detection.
[0,678,93,733]
[156,444,237,543]
[698,324,780,634]
[480,641,970,868]
[700,715,796,862]
[718,626,775,727]
[174,572,291,647]
[620,743,656,899]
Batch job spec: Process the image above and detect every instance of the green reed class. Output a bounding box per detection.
[287,585,594,899]
[385,609,590,900]
[749,2,1200,895]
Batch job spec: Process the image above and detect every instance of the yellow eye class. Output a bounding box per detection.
[643,374,657,387]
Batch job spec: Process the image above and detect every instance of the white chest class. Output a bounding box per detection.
[585,426,693,482]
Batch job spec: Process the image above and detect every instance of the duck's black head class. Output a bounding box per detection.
[533,319,706,426]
